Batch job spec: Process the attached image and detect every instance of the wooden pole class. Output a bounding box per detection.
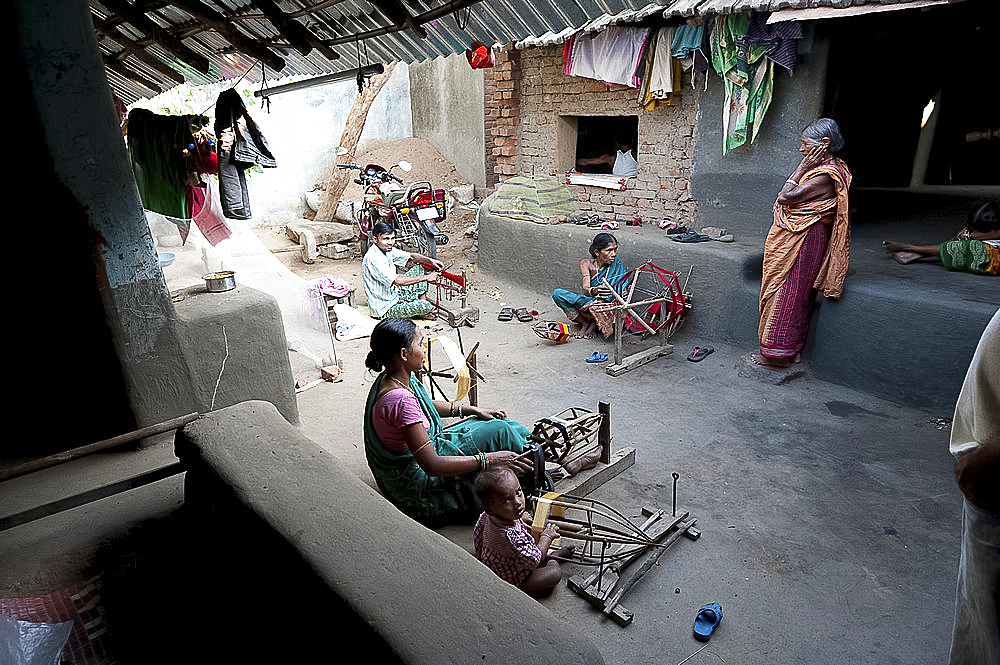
[0,413,199,482]
[598,401,611,464]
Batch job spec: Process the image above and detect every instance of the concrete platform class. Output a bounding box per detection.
[478,188,1000,412]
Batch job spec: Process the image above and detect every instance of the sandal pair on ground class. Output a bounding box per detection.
[498,306,534,322]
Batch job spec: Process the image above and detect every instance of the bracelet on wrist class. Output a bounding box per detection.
[785,178,798,187]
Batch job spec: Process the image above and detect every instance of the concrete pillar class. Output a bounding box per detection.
[13,0,194,438]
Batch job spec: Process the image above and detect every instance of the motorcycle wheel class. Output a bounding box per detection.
[416,227,436,259]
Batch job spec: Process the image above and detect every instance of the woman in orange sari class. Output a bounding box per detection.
[756,118,852,368]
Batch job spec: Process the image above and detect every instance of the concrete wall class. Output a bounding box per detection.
[692,25,829,240]
[173,286,299,426]
[409,55,487,193]
[177,401,606,665]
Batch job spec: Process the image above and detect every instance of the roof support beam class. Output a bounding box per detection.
[366,0,429,38]
[91,14,186,85]
[99,0,212,74]
[247,0,341,60]
[167,0,287,73]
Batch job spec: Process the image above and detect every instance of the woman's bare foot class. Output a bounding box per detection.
[575,321,597,339]
[882,241,923,264]
[566,309,580,323]
[751,353,791,368]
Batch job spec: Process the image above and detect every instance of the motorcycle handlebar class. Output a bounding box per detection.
[354,178,364,185]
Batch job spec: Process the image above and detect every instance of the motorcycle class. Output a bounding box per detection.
[336,148,448,258]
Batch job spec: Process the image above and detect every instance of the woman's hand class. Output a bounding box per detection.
[487,450,533,474]
[798,142,829,171]
[469,405,507,420]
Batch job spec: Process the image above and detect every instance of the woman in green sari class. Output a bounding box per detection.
[363,318,533,526]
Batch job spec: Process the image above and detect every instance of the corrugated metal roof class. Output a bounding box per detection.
[91,0,950,105]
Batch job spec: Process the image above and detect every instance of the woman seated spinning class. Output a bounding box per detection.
[363,318,533,526]
[552,233,626,339]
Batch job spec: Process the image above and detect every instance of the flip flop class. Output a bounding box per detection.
[693,602,722,641]
[665,225,688,235]
[498,306,514,321]
[585,352,608,363]
[515,307,534,322]
[673,231,711,243]
[687,346,714,362]
[602,221,620,230]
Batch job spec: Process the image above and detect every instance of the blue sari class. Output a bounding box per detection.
[363,372,530,526]
[552,256,627,314]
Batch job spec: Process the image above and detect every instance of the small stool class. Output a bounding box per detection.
[324,289,356,328]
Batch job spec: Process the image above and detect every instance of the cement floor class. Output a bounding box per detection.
[0,273,967,665]
[293,274,964,665]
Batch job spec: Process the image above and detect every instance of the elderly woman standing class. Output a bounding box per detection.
[756,118,853,367]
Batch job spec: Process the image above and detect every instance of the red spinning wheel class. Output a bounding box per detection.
[610,261,691,337]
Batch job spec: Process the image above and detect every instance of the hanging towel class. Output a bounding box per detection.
[566,26,651,88]
[127,108,191,219]
[189,177,232,246]
[639,26,681,110]
[710,13,774,154]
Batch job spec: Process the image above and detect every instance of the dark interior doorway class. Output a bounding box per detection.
[575,116,639,173]
[823,2,999,189]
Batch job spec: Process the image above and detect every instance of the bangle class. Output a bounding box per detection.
[459,405,463,418]
[785,179,798,187]
[450,401,455,416]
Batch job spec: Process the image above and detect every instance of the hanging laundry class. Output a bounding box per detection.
[564,26,651,89]
[127,108,192,220]
[638,26,682,110]
[671,22,712,89]
[710,13,774,155]
[745,12,803,76]
[213,88,277,220]
[189,177,231,246]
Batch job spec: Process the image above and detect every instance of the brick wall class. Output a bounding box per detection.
[485,42,700,226]
[484,45,520,188]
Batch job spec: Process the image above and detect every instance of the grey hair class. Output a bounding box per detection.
[802,118,845,155]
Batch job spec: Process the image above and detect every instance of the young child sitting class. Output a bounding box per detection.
[472,467,573,597]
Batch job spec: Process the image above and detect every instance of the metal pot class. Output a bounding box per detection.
[203,270,236,292]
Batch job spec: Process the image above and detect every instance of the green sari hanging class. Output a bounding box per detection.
[363,372,530,526]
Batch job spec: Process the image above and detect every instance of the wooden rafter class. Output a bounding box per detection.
[92,13,186,84]
[98,0,212,74]
[247,0,341,60]
[167,0,287,73]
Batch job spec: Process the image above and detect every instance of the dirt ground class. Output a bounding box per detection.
[255,136,505,301]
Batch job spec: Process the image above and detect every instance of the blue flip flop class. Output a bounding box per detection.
[693,602,722,641]
[585,352,608,363]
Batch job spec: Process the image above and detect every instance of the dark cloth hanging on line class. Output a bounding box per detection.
[213,88,277,220]
[745,12,803,75]
[127,108,191,220]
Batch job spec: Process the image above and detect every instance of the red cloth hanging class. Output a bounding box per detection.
[465,41,495,69]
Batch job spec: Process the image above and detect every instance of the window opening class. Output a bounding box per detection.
[574,116,639,174]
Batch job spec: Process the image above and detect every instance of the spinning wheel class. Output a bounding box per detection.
[595,260,693,376]
[529,407,604,463]
[609,261,690,338]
